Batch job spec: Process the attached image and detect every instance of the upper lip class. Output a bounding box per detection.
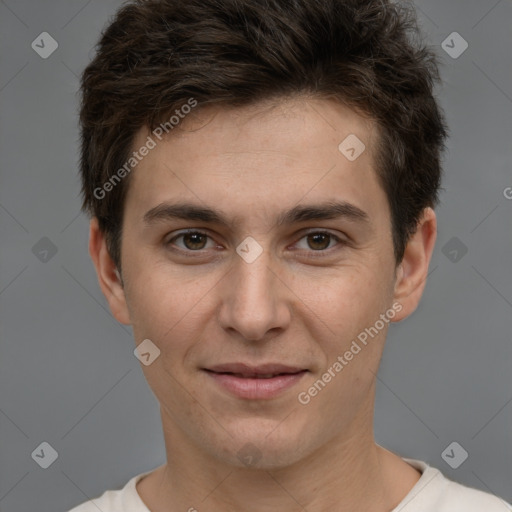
[204,363,307,376]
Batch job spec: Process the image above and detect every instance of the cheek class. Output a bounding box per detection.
[294,265,390,337]
[124,260,216,348]
[125,270,213,401]
[300,271,393,416]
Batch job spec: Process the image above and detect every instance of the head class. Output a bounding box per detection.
[82,0,448,469]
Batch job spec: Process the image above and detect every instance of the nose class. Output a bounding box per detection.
[218,246,291,342]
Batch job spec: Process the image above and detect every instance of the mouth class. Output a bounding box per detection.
[202,363,308,399]
[211,372,300,378]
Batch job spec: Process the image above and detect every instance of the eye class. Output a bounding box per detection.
[166,230,217,251]
[293,231,345,254]
[165,229,346,257]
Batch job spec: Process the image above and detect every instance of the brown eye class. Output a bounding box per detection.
[306,232,332,251]
[182,232,208,250]
[167,230,213,251]
[294,231,343,253]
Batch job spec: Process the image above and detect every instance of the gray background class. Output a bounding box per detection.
[0,0,511,510]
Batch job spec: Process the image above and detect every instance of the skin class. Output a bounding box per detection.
[89,97,436,512]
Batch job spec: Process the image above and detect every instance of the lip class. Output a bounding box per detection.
[206,362,305,376]
[203,363,308,400]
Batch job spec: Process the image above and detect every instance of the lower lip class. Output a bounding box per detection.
[204,370,307,399]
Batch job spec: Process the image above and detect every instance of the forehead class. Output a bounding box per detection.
[123,97,388,229]
[142,96,377,160]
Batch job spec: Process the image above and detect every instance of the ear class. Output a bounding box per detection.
[391,207,437,322]
[88,217,131,325]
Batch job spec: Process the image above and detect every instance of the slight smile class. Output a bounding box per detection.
[203,363,309,400]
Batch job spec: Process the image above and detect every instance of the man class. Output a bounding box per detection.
[70,0,511,510]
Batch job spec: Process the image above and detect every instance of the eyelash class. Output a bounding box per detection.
[165,229,347,258]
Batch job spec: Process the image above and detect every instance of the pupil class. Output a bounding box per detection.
[184,233,206,250]
[308,233,329,250]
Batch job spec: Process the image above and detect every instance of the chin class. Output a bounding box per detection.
[215,427,310,470]
[227,447,304,471]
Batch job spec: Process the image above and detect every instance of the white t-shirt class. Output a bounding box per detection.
[68,458,511,512]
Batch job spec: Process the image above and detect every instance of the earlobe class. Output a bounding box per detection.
[391,207,437,322]
[88,218,132,325]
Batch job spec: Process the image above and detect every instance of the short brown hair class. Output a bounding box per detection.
[79,0,449,271]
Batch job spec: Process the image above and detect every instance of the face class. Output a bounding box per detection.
[91,97,433,470]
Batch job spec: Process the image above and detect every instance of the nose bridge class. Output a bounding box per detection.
[236,245,274,296]
[234,241,277,307]
[219,240,288,340]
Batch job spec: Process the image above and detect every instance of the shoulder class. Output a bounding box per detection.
[397,458,512,512]
[436,477,512,511]
[67,470,152,512]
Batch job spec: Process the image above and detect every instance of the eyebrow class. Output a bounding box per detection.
[143,200,371,229]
